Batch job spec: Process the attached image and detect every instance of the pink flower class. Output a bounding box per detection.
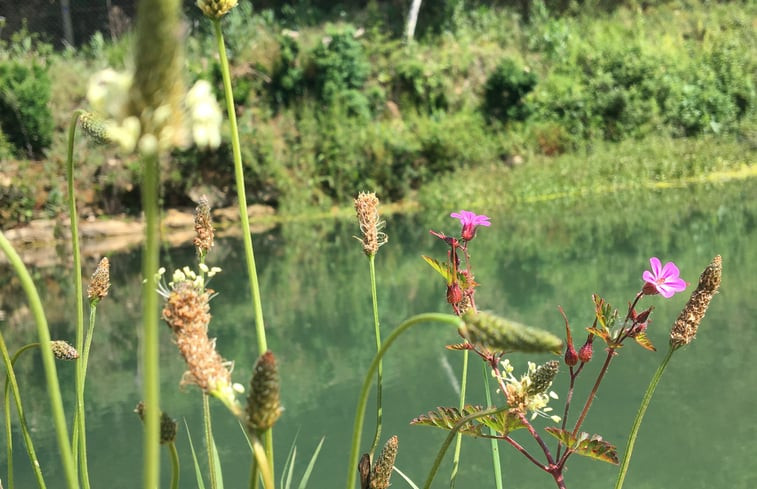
[450,210,491,241]
[642,257,687,298]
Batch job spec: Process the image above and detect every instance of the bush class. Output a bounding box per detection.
[482,58,537,124]
[0,58,54,157]
[309,24,371,115]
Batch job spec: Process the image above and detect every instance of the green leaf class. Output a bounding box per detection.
[184,421,207,489]
[297,437,325,489]
[632,331,656,351]
[411,406,488,437]
[422,255,453,284]
[476,409,528,437]
[210,433,224,489]
[545,428,619,465]
[411,405,527,438]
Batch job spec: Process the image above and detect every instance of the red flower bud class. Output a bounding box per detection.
[578,335,594,363]
[446,282,463,305]
[564,342,579,366]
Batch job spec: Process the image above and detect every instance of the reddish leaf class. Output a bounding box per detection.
[632,331,657,351]
[545,428,619,465]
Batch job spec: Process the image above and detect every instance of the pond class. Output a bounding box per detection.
[1,178,756,489]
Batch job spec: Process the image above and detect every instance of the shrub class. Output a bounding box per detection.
[482,58,537,124]
[0,58,54,157]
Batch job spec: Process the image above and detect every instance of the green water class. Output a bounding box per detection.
[1,180,756,488]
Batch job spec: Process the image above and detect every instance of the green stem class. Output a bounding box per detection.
[449,348,469,488]
[249,451,259,489]
[482,362,503,489]
[614,345,675,489]
[367,255,383,457]
[423,405,508,489]
[169,441,180,489]
[212,16,273,472]
[250,433,274,489]
[204,393,218,489]
[141,150,161,489]
[3,342,46,488]
[66,110,90,489]
[345,313,463,489]
[0,231,78,489]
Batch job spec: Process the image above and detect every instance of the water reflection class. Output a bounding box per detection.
[1,180,756,488]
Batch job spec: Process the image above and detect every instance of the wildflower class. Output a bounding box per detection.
[87,257,110,304]
[79,112,112,145]
[642,257,687,298]
[670,255,721,349]
[450,210,490,242]
[354,192,388,256]
[370,435,398,489]
[161,272,237,410]
[496,360,560,422]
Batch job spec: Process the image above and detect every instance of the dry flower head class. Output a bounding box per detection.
[354,192,387,256]
[670,255,722,349]
[87,257,111,303]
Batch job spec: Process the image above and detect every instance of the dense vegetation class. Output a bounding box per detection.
[0,0,754,227]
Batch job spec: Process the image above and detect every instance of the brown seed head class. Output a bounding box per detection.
[193,196,215,256]
[370,435,398,489]
[162,282,231,394]
[51,340,79,360]
[133,402,178,444]
[354,192,387,256]
[247,351,282,432]
[87,257,111,303]
[670,255,722,350]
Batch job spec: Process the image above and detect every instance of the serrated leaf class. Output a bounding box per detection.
[632,331,656,351]
[586,327,610,343]
[545,428,619,465]
[411,406,487,437]
[476,409,528,437]
[422,255,453,284]
[445,342,473,351]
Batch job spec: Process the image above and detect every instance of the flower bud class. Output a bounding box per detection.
[446,282,463,305]
[246,351,282,432]
[564,342,578,366]
[578,335,594,363]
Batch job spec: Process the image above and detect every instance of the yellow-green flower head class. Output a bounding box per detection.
[495,360,560,422]
[186,80,222,149]
[197,0,238,19]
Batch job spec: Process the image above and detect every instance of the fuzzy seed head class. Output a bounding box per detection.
[88,257,111,303]
[79,112,112,145]
[193,196,215,256]
[460,310,563,354]
[370,435,398,489]
[162,281,232,395]
[247,351,282,432]
[51,340,79,360]
[354,192,387,256]
[134,402,178,444]
[197,0,238,19]
[670,255,722,349]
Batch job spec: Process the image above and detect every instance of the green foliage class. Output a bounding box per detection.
[0,53,53,157]
[0,180,35,227]
[309,24,371,115]
[482,58,537,124]
[410,405,527,438]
